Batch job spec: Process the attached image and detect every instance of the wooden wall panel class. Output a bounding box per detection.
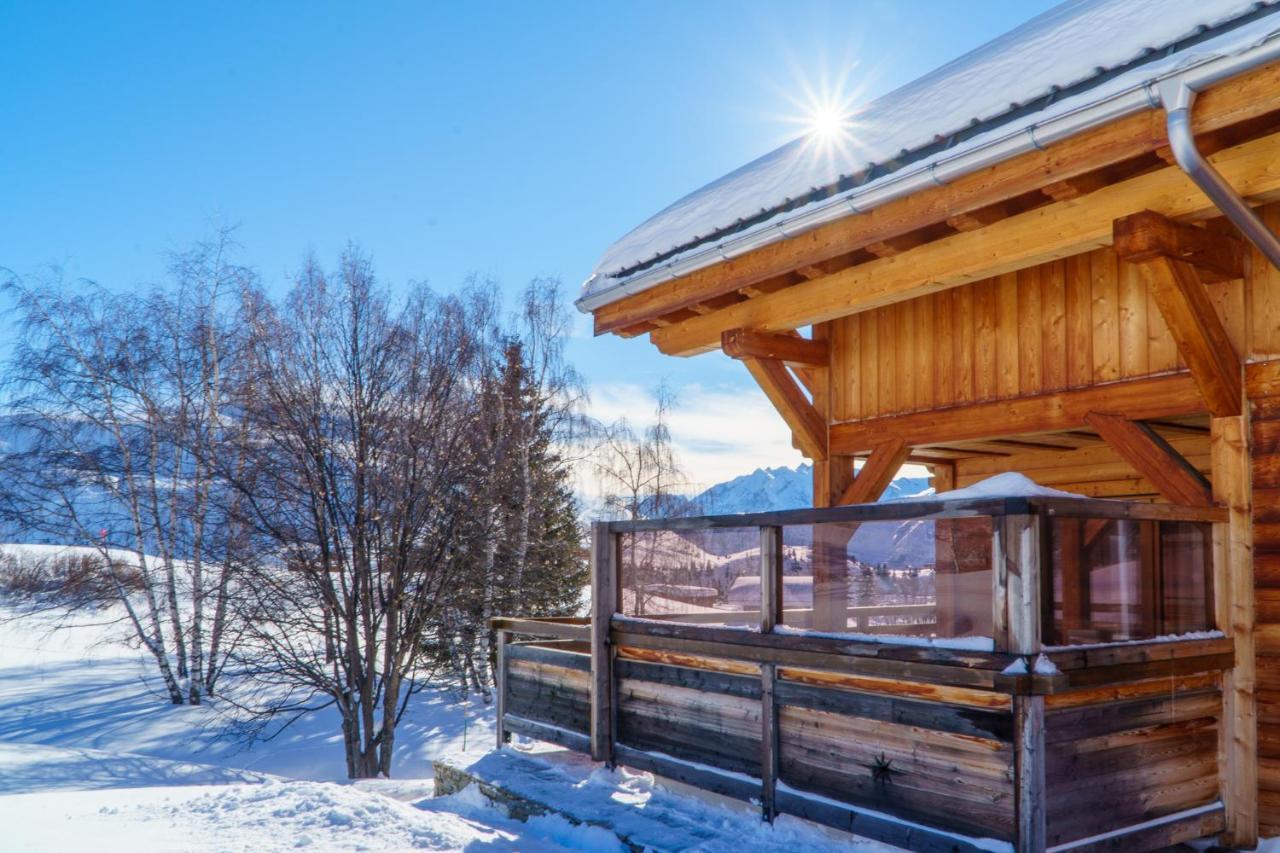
[1250,207,1280,361]
[505,654,591,736]
[776,682,1016,841]
[1044,678,1222,846]
[616,670,763,778]
[1251,361,1280,835]
[830,224,1275,422]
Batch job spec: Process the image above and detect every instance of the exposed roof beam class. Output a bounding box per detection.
[721,328,830,367]
[829,373,1203,454]
[946,205,1008,232]
[1084,412,1214,506]
[865,235,927,257]
[1041,173,1111,202]
[1113,208,1245,282]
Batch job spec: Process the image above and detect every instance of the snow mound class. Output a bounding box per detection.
[168,780,492,850]
[438,746,895,851]
[889,471,1087,502]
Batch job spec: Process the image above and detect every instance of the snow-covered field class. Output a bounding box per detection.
[0,599,893,851]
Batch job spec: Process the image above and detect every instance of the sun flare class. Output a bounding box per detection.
[806,103,848,140]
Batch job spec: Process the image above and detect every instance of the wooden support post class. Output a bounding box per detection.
[1015,694,1047,853]
[590,522,617,766]
[810,323,848,632]
[760,526,781,633]
[760,663,779,823]
[996,513,1047,852]
[1212,414,1257,847]
[930,462,956,494]
[759,525,781,821]
[994,514,1043,656]
[495,629,510,750]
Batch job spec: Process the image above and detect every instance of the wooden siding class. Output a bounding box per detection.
[1251,361,1280,836]
[1045,674,1223,847]
[503,643,591,737]
[830,203,1280,426]
[776,678,1016,840]
[615,656,764,778]
[832,247,1248,422]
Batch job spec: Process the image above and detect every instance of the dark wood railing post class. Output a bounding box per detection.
[590,522,617,766]
[759,525,782,821]
[995,513,1047,853]
[495,628,510,750]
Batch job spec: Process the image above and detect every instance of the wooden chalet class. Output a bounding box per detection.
[493,2,1280,850]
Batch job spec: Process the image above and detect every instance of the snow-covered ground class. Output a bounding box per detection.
[0,599,896,851]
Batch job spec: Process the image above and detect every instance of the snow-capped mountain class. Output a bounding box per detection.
[626,465,935,566]
[694,464,931,515]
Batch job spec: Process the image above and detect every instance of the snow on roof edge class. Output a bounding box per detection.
[579,1,1280,313]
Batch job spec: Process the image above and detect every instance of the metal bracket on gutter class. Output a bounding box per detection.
[1159,78,1280,272]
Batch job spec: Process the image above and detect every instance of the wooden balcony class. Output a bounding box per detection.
[492,494,1232,852]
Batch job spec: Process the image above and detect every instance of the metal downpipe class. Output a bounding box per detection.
[1160,79,1280,271]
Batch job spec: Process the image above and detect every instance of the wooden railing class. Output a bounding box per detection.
[492,495,1230,852]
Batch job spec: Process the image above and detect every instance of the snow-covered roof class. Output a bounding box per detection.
[581,0,1280,311]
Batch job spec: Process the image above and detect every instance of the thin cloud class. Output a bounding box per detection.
[584,379,803,493]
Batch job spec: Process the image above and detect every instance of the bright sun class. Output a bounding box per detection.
[807,104,847,139]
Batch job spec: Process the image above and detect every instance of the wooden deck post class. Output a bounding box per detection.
[590,522,617,766]
[995,513,1047,852]
[495,629,509,750]
[1014,694,1047,853]
[760,525,782,821]
[1212,414,1257,847]
[993,514,1043,656]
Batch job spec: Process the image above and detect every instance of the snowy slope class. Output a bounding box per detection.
[0,600,901,850]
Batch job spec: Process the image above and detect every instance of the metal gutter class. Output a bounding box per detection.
[578,24,1280,315]
[1159,77,1280,271]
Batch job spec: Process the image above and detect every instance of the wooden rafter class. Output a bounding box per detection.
[865,234,926,258]
[829,373,1204,454]
[1041,173,1110,202]
[649,130,1280,355]
[741,357,827,460]
[1083,412,1213,506]
[946,205,1007,232]
[721,327,830,367]
[1114,212,1243,418]
[591,61,1280,336]
[837,437,910,506]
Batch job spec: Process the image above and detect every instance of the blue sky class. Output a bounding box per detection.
[0,0,1056,488]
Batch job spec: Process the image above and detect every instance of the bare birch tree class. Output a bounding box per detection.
[0,232,251,703]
